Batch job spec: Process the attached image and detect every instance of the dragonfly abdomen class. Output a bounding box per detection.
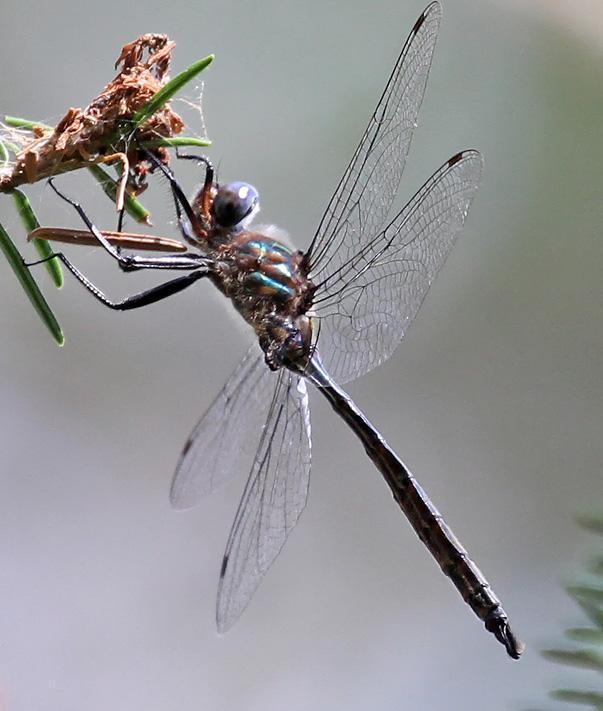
[305,355,523,659]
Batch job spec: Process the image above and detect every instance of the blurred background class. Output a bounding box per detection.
[1,1,602,709]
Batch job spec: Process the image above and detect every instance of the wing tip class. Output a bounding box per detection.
[215,606,230,635]
[448,149,481,167]
[447,150,484,183]
[168,483,198,510]
[216,616,232,635]
[180,436,194,458]
[414,1,443,35]
[216,555,238,635]
[219,554,229,579]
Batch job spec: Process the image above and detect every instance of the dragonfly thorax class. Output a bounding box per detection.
[209,230,316,371]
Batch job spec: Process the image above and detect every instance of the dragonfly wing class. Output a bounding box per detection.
[313,150,483,383]
[170,344,277,509]
[216,372,312,632]
[306,2,442,278]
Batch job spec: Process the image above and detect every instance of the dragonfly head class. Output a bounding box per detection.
[212,182,259,230]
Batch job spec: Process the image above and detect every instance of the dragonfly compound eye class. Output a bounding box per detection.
[213,182,259,229]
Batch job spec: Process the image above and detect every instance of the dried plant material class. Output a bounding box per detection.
[29,227,187,253]
[0,34,187,194]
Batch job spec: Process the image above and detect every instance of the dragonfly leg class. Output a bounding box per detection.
[174,150,214,174]
[141,150,207,246]
[48,178,131,267]
[115,202,126,255]
[143,149,215,245]
[47,178,206,272]
[175,151,215,227]
[153,158,198,245]
[27,251,208,311]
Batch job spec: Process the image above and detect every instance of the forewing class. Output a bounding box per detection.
[216,372,312,632]
[314,150,483,383]
[306,2,442,278]
[170,345,276,509]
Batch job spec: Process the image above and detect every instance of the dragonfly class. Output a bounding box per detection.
[31,1,522,658]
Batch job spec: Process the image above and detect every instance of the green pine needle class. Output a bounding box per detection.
[0,221,63,345]
[131,53,214,128]
[565,628,603,645]
[568,586,603,604]
[575,599,603,630]
[535,512,603,707]
[86,164,151,224]
[4,115,51,131]
[140,136,212,149]
[11,189,63,288]
[0,139,9,166]
[542,648,603,673]
[578,514,603,536]
[550,689,603,708]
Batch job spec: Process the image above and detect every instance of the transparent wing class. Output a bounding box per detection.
[170,345,277,509]
[306,1,442,278]
[216,372,312,632]
[313,150,483,384]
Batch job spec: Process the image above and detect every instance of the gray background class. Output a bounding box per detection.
[1,1,602,709]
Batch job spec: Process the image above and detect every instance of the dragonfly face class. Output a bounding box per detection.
[212,181,259,230]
